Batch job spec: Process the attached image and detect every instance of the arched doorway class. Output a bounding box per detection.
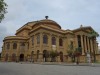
[59,51,63,62]
[5,54,8,61]
[20,54,24,61]
[43,50,47,62]
[12,54,16,62]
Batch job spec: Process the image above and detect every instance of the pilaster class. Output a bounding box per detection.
[40,32,43,52]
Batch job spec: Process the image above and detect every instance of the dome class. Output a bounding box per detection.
[32,16,61,29]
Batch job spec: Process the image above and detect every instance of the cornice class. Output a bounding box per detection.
[4,36,28,41]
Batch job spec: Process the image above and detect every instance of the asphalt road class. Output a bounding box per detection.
[0,62,100,75]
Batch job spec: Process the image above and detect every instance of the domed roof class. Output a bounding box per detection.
[32,16,61,29]
[40,19,57,24]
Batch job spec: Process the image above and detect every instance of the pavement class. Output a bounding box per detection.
[0,62,100,75]
[32,62,100,66]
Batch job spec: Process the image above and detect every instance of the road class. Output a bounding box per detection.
[0,62,100,75]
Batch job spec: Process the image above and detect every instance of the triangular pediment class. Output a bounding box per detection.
[73,26,95,33]
[29,25,65,34]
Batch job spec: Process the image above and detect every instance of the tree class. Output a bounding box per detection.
[50,50,58,62]
[74,47,82,64]
[0,0,7,22]
[88,30,99,38]
[88,30,99,62]
[67,50,75,62]
[67,43,76,62]
[67,41,82,64]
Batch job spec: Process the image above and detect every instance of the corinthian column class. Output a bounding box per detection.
[90,39,93,53]
[81,35,84,55]
[84,36,87,54]
[87,37,90,53]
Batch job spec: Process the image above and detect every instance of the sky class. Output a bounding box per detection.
[0,0,100,52]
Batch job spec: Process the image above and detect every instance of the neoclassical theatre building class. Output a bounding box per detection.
[1,16,100,62]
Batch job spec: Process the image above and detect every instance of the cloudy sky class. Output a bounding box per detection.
[0,0,100,52]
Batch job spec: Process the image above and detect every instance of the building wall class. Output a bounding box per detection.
[1,19,99,62]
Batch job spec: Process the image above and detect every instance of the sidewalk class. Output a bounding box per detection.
[15,61,100,67]
[33,62,100,66]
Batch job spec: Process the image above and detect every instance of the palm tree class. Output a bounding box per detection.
[88,30,99,62]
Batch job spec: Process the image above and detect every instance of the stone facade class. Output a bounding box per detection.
[1,17,99,62]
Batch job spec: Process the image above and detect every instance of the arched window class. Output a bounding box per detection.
[7,43,10,49]
[13,43,17,49]
[52,37,56,45]
[59,38,63,46]
[32,36,34,45]
[37,35,40,44]
[43,35,48,44]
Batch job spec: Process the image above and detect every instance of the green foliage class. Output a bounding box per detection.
[50,50,58,58]
[74,47,82,57]
[67,42,82,63]
[67,50,74,57]
[67,43,76,62]
[88,30,99,63]
[88,30,99,38]
[67,43,75,57]
[67,44,82,61]
[0,0,7,22]
[67,47,82,57]
[75,47,82,53]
